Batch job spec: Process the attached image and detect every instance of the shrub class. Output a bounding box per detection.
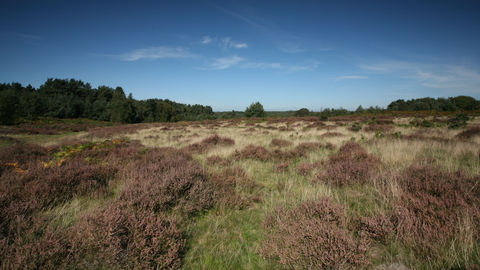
[296,162,320,175]
[274,163,289,173]
[261,197,371,269]
[313,142,380,187]
[269,139,293,148]
[449,113,470,129]
[209,166,259,209]
[455,126,480,139]
[391,165,480,265]
[364,124,394,133]
[70,205,185,269]
[184,134,235,154]
[321,132,344,137]
[118,147,216,216]
[206,155,233,166]
[232,144,270,162]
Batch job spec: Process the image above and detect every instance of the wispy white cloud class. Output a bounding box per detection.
[205,55,244,70]
[278,43,306,54]
[332,75,369,81]
[120,46,198,61]
[200,36,212,44]
[230,41,248,49]
[241,62,283,69]
[15,33,41,40]
[287,60,320,72]
[359,60,480,93]
[212,5,308,54]
[200,36,248,49]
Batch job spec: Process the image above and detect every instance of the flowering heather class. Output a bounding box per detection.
[69,204,185,269]
[455,126,480,139]
[262,197,372,269]
[313,142,380,187]
[119,147,216,216]
[269,139,293,148]
[390,165,480,264]
[183,134,234,154]
[232,144,270,162]
[206,155,233,166]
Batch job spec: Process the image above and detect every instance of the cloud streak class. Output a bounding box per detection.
[200,36,248,49]
[205,55,244,70]
[332,75,369,81]
[213,5,308,54]
[359,60,480,93]
[120,46,198,61]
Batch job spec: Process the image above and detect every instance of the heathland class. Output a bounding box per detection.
[1,112,480,269]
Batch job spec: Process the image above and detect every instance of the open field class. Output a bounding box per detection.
[1,114,480,269]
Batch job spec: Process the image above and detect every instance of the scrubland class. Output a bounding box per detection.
[1,114,480,269]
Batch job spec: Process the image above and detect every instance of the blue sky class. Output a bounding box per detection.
[1,0,480,111]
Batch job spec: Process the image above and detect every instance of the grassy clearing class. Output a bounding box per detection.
[1,115,480,269]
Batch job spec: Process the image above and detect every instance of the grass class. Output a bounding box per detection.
[1,115,480,269]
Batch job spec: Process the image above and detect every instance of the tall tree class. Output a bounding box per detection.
[245,102,266,118]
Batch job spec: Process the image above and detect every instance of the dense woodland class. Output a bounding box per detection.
[1,78,480,125]
[0,78,214,125]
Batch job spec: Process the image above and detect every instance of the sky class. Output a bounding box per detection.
[1,0,480,111]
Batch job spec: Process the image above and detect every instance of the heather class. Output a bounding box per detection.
[1,114,480,269]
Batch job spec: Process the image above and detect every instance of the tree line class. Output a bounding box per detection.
[1,78,479,125]
[0,78,214,125]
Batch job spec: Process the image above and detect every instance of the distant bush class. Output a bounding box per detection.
[449,113,471,129]
[269,139,293,148]
[293,108,310,117]
[455,126,480,139]
[184,134,234,154]
[206,155,233,166]
[232,144,270,162]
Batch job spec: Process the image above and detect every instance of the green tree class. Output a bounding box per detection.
[294,108,310,117]
[245,102,266,118]
[109,87,135,123]
[355,105,365,114]
[0,89,19,125]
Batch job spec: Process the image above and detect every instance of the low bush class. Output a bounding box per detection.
[455,126,480,139]
[296,162,321,175]
[232,144,270,162]
[269,139,293,148]
[184,134,235,154]
[261,197,372,269]
[209,166,259,209]
[391,165,480,267]
[118,147,216,216]
[313,142,380,187]
[364,124,394,133]
[206,155,233,166]
[70,204,185,269]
